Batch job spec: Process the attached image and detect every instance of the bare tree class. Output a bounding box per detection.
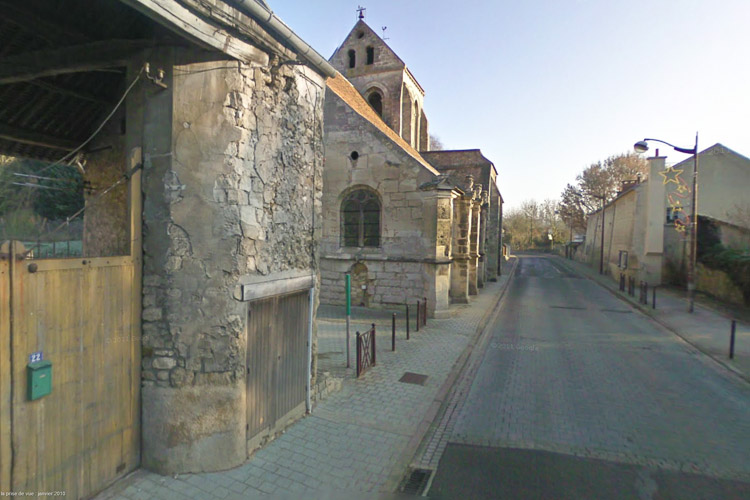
[429,134,445,151]
[558,152,648,231]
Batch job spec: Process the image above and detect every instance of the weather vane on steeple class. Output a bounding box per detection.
[357,6,366,20]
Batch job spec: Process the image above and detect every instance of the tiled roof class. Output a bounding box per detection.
[422,149,493,169]
[326,72,439,175]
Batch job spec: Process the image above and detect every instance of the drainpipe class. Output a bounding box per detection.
[233,1,336,78]
[305,284,315,413]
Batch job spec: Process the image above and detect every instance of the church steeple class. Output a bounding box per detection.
[329,18,430,151]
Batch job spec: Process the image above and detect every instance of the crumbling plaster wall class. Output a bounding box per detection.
[139,52,323,474]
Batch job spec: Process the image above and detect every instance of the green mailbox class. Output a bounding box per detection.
[27,360,52,401]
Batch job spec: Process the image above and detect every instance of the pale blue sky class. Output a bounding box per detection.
[270,1,750,210]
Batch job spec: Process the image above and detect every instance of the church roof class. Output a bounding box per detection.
[326,72,439,175]
[421,149,496,172]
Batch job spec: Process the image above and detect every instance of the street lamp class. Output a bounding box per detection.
[633,134,699,313]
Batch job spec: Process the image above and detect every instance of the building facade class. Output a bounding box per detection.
[580,144,750,303]
[319,20,503,318]
[0,1,334,495]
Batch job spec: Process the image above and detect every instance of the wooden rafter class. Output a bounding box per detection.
[0,40,153,85]
[121,0,268,65]
[0,123,78,151]
[28,80,114,106]
[0,1,91,46]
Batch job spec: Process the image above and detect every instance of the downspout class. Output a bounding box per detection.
[232,1,336,78]
[306,284,315,413]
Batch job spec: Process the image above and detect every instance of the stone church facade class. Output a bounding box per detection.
[319,20,503,318]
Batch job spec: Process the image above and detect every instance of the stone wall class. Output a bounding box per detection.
[321,85,449,316]
[320,258,431,308]
[421,150,502,283]
[330,21,425,148]
[138,50,324,474]
[82,110,130,257]
[696,263,745,306]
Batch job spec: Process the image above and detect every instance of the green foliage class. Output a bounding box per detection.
[558,152,648,230]
[0,157,83,236]
[698,217,750,304]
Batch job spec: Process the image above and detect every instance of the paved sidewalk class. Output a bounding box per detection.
[556,256,750,379]
[96,266,514,499]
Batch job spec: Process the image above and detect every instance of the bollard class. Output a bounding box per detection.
[406,304,410,340]
[652,287,656,309]
[372,323,377,365]
[730,320,736,359]
[423,297,428,326]
[355,331,361,377]
[392,313,396,351]
[416,301,420,332]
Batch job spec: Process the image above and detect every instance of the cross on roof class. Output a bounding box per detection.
[357,6,366,20]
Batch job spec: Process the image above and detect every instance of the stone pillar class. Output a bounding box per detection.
[139,53,248,475]
[477,192,489,288]
[468,187,482,296]
[138,51,324,474]
[485,187,500,280]
[450,193,472,304]
[643,155,667,284]
[433,189,455,317]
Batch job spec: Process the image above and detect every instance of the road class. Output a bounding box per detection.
[428,255,750,499]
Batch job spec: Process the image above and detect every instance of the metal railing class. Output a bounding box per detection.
[356,323,376,378]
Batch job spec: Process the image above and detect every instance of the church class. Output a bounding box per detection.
[319,17,504,318]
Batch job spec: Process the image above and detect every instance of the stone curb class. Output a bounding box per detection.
[388,257,519,490]
[553,256,750,384]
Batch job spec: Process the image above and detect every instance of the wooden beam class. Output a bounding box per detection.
[0,40,153,85]
[0,1,90,45]
[28,80,114,106]
[0,123,78,151]
[121,0,268,65]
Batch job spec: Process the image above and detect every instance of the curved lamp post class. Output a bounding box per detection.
[633,134,699,313]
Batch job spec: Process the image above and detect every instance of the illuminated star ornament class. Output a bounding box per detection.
[659,166,684,185]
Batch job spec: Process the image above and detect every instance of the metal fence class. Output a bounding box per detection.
[356,323,376,378]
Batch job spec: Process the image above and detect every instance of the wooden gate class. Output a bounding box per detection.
[0,242,141,498]
[246,290,309,450]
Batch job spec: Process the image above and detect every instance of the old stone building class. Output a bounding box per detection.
[422,150,504,286]
[580,143,750,304]
[319,19,503,317]
[0,0,334,494]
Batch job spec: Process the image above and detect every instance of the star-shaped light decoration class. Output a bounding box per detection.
[659,166,684,186]
[676,184,688,194]
[674,220,688,233]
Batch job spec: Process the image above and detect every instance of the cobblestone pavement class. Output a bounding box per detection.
[96,272,512,499]
[428,255,750,497]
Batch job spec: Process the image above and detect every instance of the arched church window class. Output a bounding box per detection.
[366,46,374,65]
[341,189,380,247]
[367,91,383,117]
[348,49,356,68]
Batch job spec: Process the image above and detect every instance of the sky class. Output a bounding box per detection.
[269,0,750,211]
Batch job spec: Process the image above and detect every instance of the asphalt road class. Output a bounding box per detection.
[428,255,750,499]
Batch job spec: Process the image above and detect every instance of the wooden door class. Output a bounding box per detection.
[0,245,140,498]
[246,291,309,446]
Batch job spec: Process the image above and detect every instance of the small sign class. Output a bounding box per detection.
[29,351,43,363]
